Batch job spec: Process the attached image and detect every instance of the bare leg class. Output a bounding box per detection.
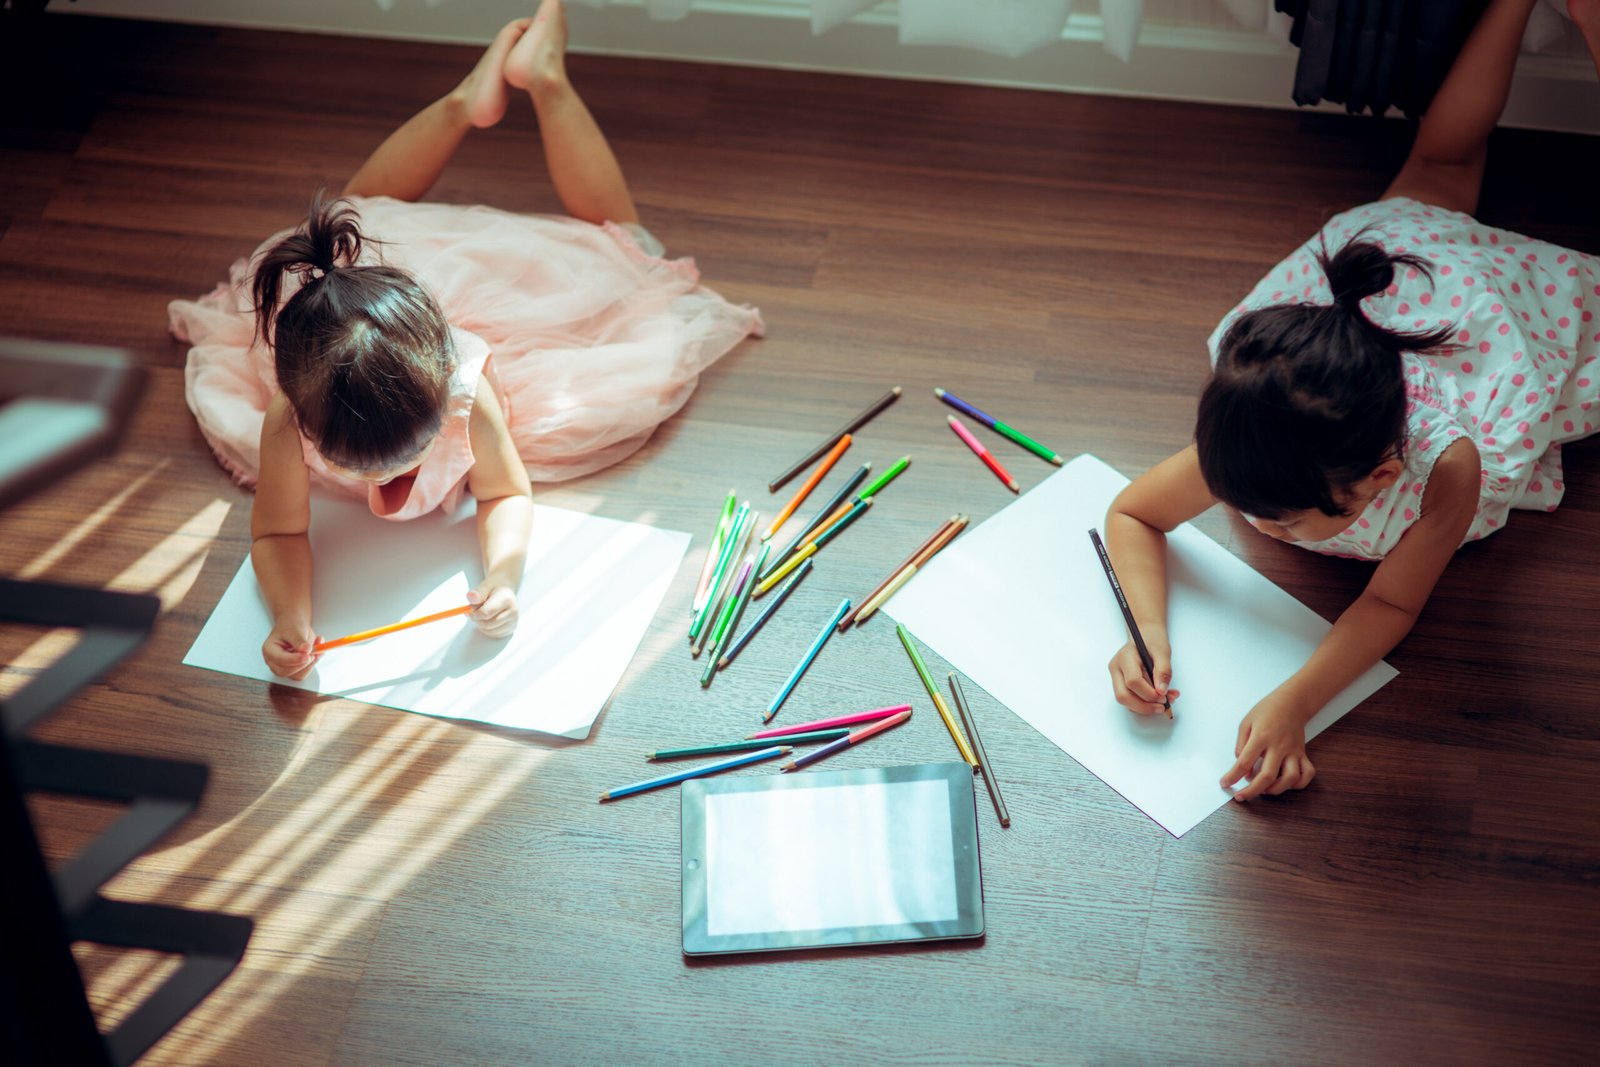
[505,0,639,226]
[1382,0,1539,215]
[343,18,531,201]
[1572,0,1600,80]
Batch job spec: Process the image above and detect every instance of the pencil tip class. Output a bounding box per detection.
[933,387,944,397]
[892,385,903,395]
[1051,456,1064,466]
[717,657,728,669]
[1008,482,1020,492]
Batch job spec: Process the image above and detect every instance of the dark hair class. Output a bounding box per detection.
[251,192,455,473]
[1195,231,1456,519]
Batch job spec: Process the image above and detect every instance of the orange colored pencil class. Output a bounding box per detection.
[313,603,473,652]
[798,500,854,550]
[765,433,852,541]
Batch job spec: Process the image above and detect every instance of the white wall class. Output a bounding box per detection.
[56,0,1600,135]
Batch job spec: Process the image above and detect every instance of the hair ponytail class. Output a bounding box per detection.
[1196,229,1457,519]
[251,191,366,344]
[248,191,455,474]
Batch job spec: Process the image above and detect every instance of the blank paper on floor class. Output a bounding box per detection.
[185,496,688,738]
[884,455,1397,837]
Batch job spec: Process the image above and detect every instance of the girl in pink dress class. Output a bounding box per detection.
[1103,0,1600,801]
[169,0,762,679]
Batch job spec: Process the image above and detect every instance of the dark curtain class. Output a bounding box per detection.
[1275,0,1490,117]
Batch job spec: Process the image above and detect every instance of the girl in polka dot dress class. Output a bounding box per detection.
[1102,0,1600,803]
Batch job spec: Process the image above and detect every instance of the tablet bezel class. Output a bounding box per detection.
[681,761,984,956]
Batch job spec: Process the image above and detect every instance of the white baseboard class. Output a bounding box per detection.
[55,0,1600,134]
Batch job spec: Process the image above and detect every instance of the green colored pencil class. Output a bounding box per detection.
[895,623,978,766]
[647,728,850,760]
[855,455,910,501]
[691,490,738,617]
[689,502,749,644]
[701,542,770,687]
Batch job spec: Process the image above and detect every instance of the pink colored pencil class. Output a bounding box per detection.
[746,703,911,740]
[948,415,1019,493]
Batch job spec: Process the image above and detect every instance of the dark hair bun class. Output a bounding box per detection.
[1319,239,1396,309]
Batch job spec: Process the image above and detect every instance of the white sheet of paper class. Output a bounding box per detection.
[184,496,688,738]
[885,455,1397,837]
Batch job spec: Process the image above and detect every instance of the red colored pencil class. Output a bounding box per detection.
[746,703,911,740]
[781,709,913,771]
[947,415,1018,493]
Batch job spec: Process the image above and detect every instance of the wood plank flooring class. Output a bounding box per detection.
[2,12,1598,1065]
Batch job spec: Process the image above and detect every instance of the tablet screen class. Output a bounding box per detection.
[682,762,983,955]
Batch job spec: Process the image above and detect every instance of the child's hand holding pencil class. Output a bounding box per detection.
[467,582,519,639]
[1107,633,1177,717]
[264,617,321,680]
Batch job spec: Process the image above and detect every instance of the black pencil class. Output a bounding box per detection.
[1088,527,1171,718]
[766,387,901,492]
[759,462,871,582]
[948,673,1009,828]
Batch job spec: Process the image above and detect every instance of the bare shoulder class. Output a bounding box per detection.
[1420,437,1481,520]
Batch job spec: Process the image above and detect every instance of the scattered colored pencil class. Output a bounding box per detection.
[948,415,1018,493]
[314,603,474,652]
[747,703,911,740]
[854,454,910,502]
[764,597,852,723]
[753,498,872,598]
[719,558,814,670]
[693,507,758,657]
[754,541,817,598]
[761,462,872,582]
[1088,527,1171,718]
[782,709,913,772]
[689,501,750,643]
[767,386,902,492]
[949,672,1010,827]
[692,490,737,618]
[853,515,968,626]
[599,745,790,802]
[840,516,960,630]
[934,388,1063,466]
[765,434,852,541]
[797,499,855,551]
[700,541,769,685]
[648,729,848,761]
[895,623,977,766]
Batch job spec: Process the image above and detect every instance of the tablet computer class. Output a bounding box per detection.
[681,761,984,956]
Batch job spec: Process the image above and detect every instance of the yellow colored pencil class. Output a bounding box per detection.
[754,542,818,598]
[896,623,977,767]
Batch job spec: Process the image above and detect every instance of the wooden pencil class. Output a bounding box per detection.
[718,558,813,670]
[949,672,1010,827]
[767,386,901,492]
[839,515,961,630]
[314,603,473,652]
[765,433,852,541]
[853,515,968,626]
[760,462,871,583]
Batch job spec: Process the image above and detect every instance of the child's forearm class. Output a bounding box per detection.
[1274,590,1419,724]
[1104,510,1171,638]
[251,533,314,627]
[477,493,532,588]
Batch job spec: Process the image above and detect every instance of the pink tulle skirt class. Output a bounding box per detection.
[170,196,763,488]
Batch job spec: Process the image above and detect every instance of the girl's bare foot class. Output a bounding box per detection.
[456,17,533,128]
[1571,0,1600,79]
[505,0,569,94]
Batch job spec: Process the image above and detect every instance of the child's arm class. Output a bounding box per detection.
[465,376,534,638]
[1104,445,1220,714]
[1223,438,1481,801]
[252,393,320,679]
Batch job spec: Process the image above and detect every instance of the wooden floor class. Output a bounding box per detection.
[4,12,1600,1065]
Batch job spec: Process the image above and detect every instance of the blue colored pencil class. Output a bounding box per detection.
[598,745,790,802]
[763,597,852,723]
[718,557,814,670]
[761,462,871,582]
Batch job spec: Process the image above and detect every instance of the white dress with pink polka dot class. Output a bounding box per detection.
[1209,197,1600,561]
